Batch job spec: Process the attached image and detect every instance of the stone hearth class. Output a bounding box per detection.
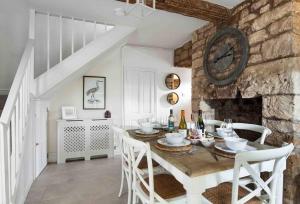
[175,0,300,202]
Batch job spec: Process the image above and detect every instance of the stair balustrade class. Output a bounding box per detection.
[0,39,35,204]
[34,11,114,77]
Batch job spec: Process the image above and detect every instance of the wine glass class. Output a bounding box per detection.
[224,118,233,136]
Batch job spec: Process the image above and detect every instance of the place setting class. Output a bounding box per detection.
[155,132,193,152]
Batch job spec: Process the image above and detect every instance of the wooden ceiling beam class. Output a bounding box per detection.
[117,0,230,22]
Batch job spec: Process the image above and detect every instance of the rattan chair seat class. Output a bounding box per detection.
[140,174,186,200]
[203,182,261,204]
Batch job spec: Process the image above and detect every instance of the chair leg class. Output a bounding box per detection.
[118,168,124,197]
[132,190,137,204]
[127,178,131,204]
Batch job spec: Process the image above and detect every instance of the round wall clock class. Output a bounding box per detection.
[203,27,249,86]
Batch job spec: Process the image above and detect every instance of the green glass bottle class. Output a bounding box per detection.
[168,109,175,132]
[197,110,205,134]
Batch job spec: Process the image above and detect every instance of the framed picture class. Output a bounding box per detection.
[62,106,77,120]
[83,76,106,109]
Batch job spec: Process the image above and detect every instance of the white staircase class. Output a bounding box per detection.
[0,9,135,204]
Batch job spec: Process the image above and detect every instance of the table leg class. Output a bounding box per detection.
[184,180,208,204]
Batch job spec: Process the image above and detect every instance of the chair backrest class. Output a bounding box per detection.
[122,136,168,204]
[204,119,223,127]
[231,143,294,204]
[232,123,272,144]
[111,126,129,164]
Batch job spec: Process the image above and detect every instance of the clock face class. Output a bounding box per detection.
[203,27,249,86]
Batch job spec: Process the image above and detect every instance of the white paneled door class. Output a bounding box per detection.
[124,68,156,128]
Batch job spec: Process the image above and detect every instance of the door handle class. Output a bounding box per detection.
[35,143,39,146]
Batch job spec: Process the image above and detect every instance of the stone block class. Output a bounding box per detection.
[192,58,202,69]
[251,0,268,11]
[261,32,293,61]
[260,4,270,13]
[268,16,292,35]
[192,51,202,60]
[192,32,198,43]
[237,58,300,97]
[248,29,268,45]
[240,8,249,18]
[263,95,294,120]
[263,118,294,133]
[252,2,292,31]
[274,0,289,7]
[239,13,257,25]
[248,54,262,64]
[264,130,293,146]
[250,44,261,54]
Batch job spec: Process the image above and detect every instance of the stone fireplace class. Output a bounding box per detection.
[202,96,263,141]
[174,0,300,202]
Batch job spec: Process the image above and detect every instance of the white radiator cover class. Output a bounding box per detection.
[57,119,113,163]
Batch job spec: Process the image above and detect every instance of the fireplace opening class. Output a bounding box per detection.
[204,96,262,142]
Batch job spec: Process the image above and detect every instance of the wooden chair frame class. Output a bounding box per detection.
[232,143,294,204]
[111,126,131,204]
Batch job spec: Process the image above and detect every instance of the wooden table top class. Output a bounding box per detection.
[128,129,274,178]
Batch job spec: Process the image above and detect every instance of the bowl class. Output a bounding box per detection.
[201,138,214,147]
[140,122,154,133]
[216,128,233,138]
[165,133,185,145]
[224,137,248,151]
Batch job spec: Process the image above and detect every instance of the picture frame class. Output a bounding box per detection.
[83,76,106,110]
[61,106,77,120]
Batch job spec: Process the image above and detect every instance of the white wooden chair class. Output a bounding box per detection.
[122,136,186,204]
[203,143,294,204]
[204,119,223,127]
[232,123,272,144]
[112,126,164,204]
[112,126,132,204]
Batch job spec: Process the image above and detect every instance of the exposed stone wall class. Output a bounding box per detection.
[174,41,192,67]
[188,0,300,202]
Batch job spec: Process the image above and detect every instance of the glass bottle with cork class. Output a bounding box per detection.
[197,109,205,135]
[178,109,187,137]
[168,109,175,132]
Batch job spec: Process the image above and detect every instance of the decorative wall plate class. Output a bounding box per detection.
[203,27,249,86]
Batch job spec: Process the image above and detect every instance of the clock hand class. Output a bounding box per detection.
[214,46,234,63]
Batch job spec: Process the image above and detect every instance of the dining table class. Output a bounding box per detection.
[127,129,283,204]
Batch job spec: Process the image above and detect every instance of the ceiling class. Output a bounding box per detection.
[207,0,244,8]
[28,0,208,49]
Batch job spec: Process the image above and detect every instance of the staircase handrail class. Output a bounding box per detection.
[0,40,34,125]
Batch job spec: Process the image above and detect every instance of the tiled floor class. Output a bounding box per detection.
[25,157,128,204]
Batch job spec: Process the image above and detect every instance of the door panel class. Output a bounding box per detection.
[124,69,156,128]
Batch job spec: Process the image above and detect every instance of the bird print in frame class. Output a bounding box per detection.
[83,76,106,109]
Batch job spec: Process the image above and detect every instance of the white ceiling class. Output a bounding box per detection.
[27,0,208,49]
[207,0,244,8]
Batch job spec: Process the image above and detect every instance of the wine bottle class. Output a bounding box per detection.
[168,109,175,132]
[197,110,205,134]
[178,110,187,137]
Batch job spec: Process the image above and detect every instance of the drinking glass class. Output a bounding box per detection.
[224,119,233,136]
[224,119,232,129]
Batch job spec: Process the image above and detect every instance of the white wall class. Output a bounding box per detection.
[0,0,29,94]
[47,45,191,162]
[47,47,123,162]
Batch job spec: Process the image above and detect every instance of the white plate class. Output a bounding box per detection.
[214,143,257,154]
[157,138,191,147]
[135,129,160,135]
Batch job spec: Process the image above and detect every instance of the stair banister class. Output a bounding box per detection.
[0,10,35,204]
